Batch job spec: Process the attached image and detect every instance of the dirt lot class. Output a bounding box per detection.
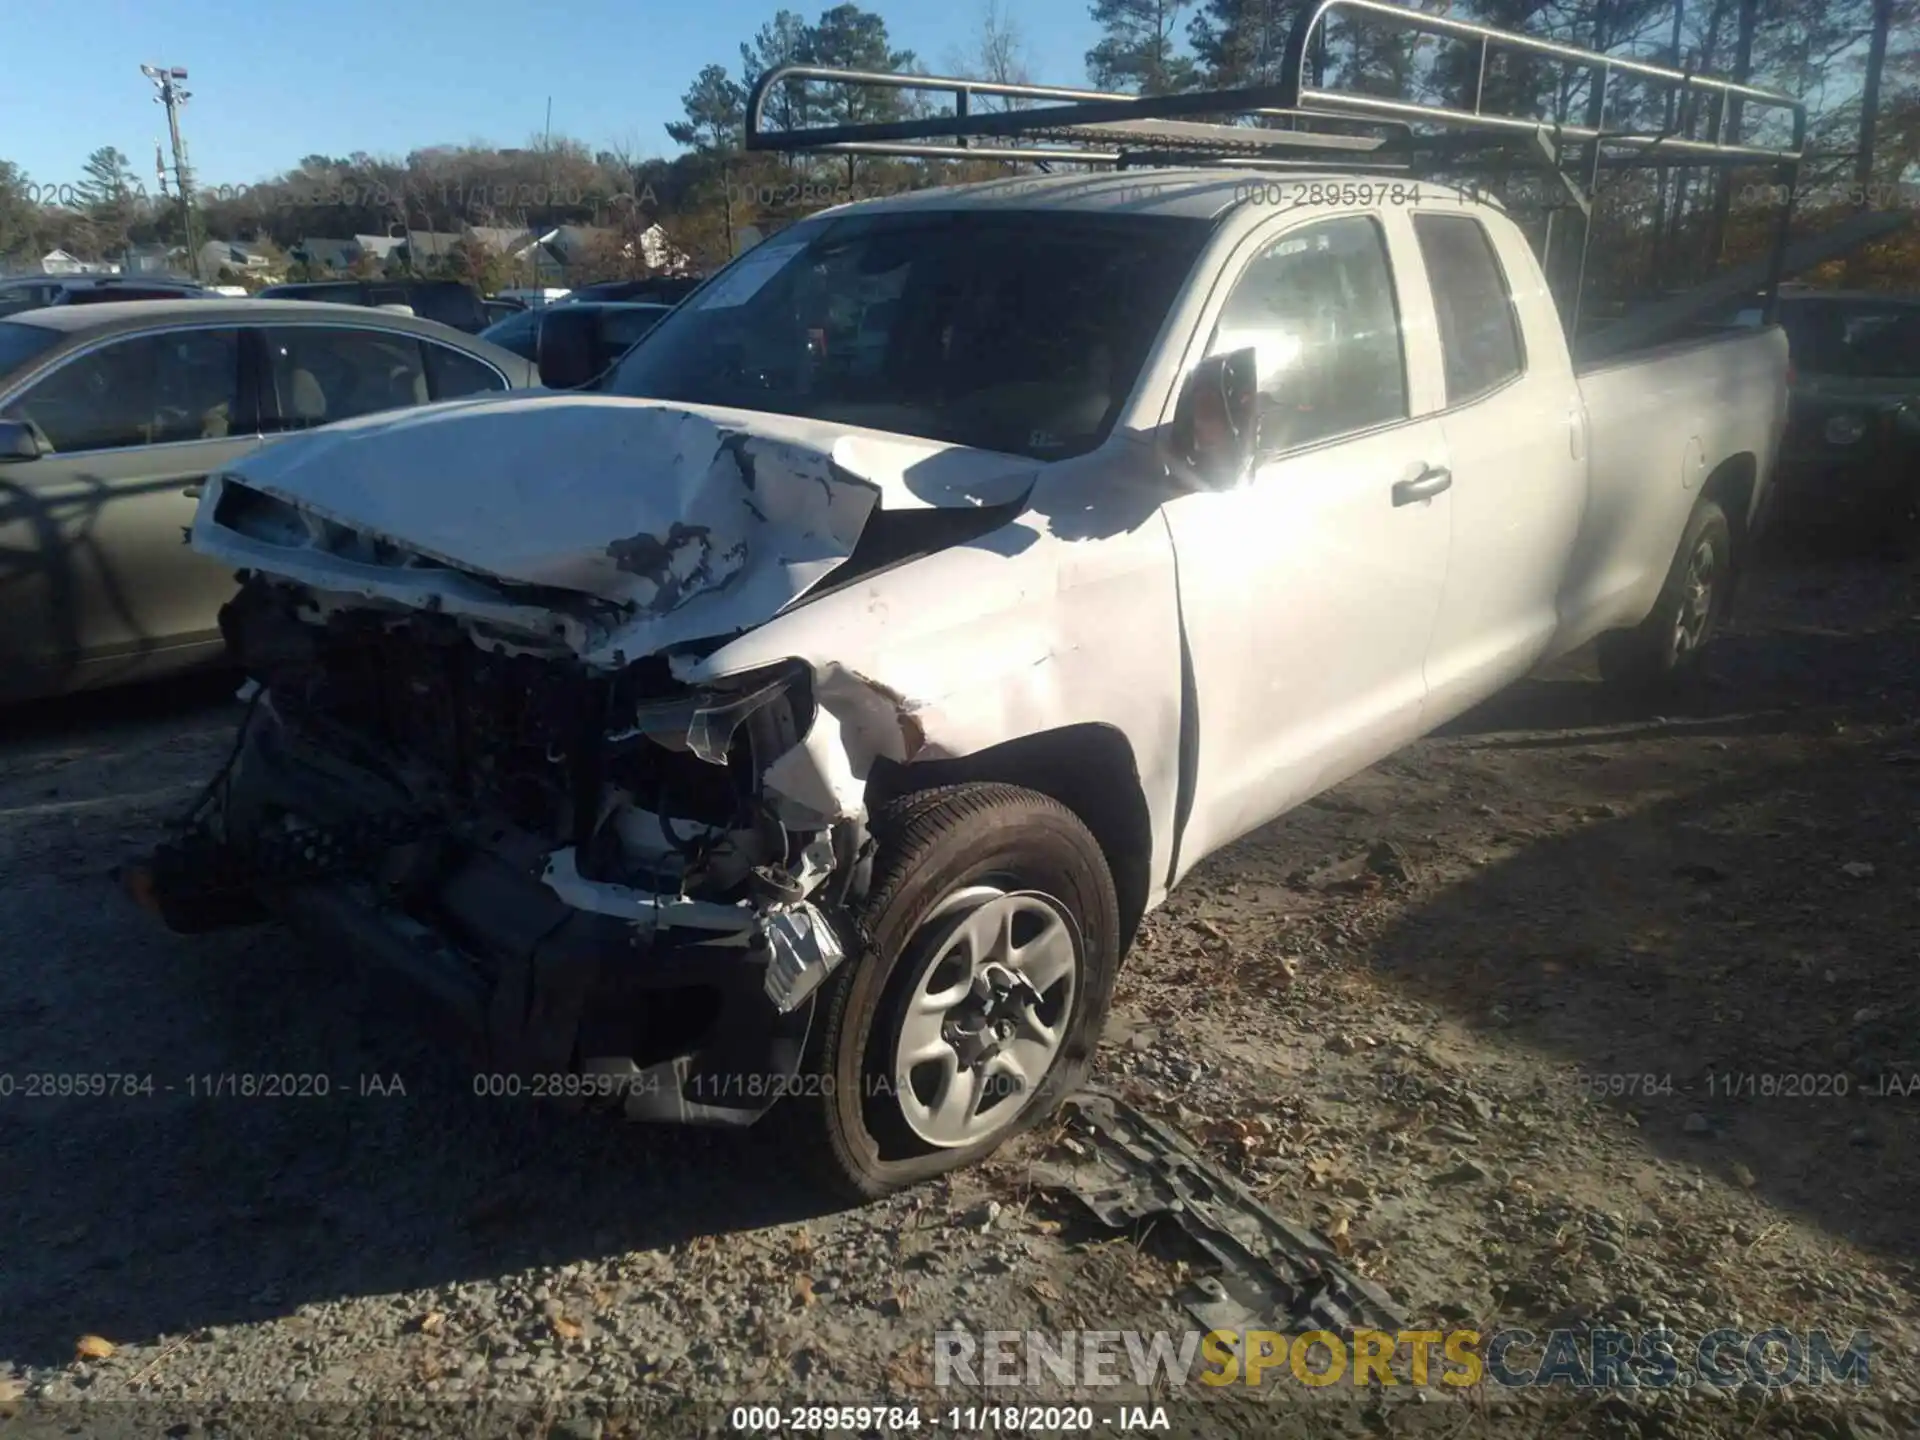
[1,544,1917,1439]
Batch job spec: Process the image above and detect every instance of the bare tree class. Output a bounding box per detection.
[939,0,1035,109]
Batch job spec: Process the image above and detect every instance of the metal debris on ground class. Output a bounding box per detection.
[1030,1087,1405,1337]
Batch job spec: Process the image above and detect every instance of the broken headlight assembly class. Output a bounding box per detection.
[609,660,816,765]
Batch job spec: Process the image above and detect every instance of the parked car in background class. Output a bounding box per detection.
[479,300,673,380]
[493,287,570,308]
[0,275,220,317]
[254,279,490,333]
[1734,291,1920,552]
[561,276,704,306]
[0,299,538,702]
[482,297,527,325]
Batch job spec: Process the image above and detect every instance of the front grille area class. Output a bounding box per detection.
[224,581,749,850]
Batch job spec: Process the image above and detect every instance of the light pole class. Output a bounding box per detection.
[141,63,199,279]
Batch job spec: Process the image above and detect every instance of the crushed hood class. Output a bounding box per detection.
[196,392,1039,663]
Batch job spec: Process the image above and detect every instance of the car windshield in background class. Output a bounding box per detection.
[1781,300,1920,380]
[602,210,1212,461]
[0,320,62,379]
[478,309,540,359]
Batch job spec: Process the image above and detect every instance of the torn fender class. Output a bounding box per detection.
[677,486,1189,903]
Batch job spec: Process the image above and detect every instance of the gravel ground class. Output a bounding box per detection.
[2,546,1918,1439]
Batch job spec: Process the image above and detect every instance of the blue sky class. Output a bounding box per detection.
[3,0,1108,191]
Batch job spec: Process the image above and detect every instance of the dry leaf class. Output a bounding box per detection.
[417,1311,446,1335]
[75,1335,115,1361]
[550,1315,583,1341]
[793,1276,817,1309]
[887,1342,932,1391]
[1029,1279,1062,1303]
[1325,1216,1353,1257]
[1031,1219,1063,1236]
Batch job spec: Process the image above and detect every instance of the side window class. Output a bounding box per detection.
[423,342,508,400]
[2,328,242,452]
[1206,215,1408,455]
[1412,213,1524,405]
[261,326,428,431]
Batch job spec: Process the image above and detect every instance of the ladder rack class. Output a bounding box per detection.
[743,0,1807,327]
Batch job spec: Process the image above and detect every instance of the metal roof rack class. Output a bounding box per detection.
[745,0,1808,328]
[745,0,1804,174]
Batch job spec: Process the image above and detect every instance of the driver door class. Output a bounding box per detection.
[0,325,260,689]
[1161,212,1453,874]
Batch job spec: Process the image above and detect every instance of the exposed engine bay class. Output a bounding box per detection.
[147,575,875,1085]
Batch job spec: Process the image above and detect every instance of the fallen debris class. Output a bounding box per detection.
[1029,1088,1405,1337]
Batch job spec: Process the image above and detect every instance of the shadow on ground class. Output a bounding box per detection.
[1375,635,1920,1270]
[0,811,854,1370]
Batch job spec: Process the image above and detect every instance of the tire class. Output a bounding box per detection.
[1597,497,1733,699]
[783,783,1120,1203]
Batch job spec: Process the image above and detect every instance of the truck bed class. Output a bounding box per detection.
[1554,323,1790,657]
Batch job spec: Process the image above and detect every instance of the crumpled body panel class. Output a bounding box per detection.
[192,392,1039,663]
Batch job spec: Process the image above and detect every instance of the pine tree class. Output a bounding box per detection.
[1086,0,1198,94]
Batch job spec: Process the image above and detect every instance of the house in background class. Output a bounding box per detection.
[545,223,692,277]
[352,234,405,267]
[22,249,116,277]
[197,239,277,278]
[392,231,464,267]
[122,244,188,276]
[289,237,361,272]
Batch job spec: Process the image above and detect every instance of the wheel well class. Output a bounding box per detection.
[865,723,1154,956]
[1702,454,1757,562]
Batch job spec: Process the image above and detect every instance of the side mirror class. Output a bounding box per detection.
[536,305,602,390]
[0,419,47,462]
[1171,348,1259,487]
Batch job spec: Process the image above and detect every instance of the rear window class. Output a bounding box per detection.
[0,320,62,380]
[1413,213,1525,404]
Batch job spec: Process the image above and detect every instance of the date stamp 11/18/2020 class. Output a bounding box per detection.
[0,1071,407,1100]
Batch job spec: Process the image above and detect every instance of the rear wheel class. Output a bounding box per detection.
[784,783,1119,1202]
[1597,497,1732,698]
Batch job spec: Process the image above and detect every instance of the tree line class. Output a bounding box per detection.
[2,0,1916,294]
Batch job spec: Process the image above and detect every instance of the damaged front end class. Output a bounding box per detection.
[126,575,873,1127]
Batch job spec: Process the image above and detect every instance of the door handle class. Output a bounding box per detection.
[1392,465,1452,506]
[181,482,204,499]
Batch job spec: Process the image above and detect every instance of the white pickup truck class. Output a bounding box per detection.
[129,169,1788,1197]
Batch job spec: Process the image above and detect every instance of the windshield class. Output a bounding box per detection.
[1780,299,1920,380]
[0,320,62,380]
[601,210,1212,460]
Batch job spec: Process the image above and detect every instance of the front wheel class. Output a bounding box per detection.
[784,783,1120,1202]
[1597,497,1733,698]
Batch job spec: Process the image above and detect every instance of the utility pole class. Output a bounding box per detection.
[142,63,200,279]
